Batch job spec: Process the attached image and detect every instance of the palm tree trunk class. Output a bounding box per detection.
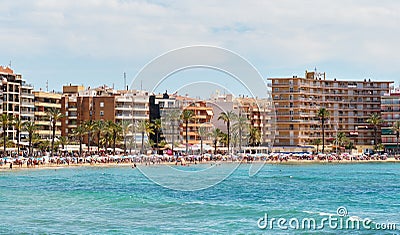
[185,121,188,154]
[141,131,144,154]
[28,134,32,156]
[397,133,399,155]
[79,137,83,157]
[171,123,174,156]
[3,124,6,154]
[124,137,127,156]
[322,119,325,154]
[105,135,108,154]
[97,132,100,153]
[113,134,116,155]
[239,125,242,154]
[227,121,230,155]
[156,130,159,154]
[374,126,377,146]
[51,121,56,156]
[200,138,203,157]
[17,129,20,156]
[88,131,91,155]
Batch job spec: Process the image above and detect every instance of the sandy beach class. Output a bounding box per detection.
[1,157,398,172]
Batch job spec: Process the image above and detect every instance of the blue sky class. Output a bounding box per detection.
[1,0,399,96]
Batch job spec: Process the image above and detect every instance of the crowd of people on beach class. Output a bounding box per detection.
[0,149,398,170]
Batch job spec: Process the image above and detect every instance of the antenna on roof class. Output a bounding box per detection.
[124,72,127,91]
[46,80,48,92]
[8,60,11,68]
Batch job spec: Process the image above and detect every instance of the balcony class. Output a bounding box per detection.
[115,105,132,110]
[21,93,34,98]
[21,101,34,107]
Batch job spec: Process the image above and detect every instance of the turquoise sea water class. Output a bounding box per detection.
[1,163,399,234]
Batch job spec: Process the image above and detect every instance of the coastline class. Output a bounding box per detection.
[1,158,398,172]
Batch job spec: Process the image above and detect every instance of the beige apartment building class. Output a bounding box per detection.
[268,70,393,150]
[33,91,62,139]
[235,97,273,147]
[381,87,400,154]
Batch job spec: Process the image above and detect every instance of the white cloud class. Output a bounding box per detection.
[0,0,399,89]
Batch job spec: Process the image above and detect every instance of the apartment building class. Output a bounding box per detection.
[149,92,180,146]
[33,91,62,139]
[381,87,400,154]
[235,97,273,146]
[61,85,85,137]
[208,92,274,147]
[180,100,214,145]
[268,70,393,149]
[0,66,34,144]
[61,85,149,146]
[116,89,149,145]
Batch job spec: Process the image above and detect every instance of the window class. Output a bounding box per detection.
[100,111,104,116]
[100,102,104,108]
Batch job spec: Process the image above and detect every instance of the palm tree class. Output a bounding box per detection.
[120,120,132,155]
[345,141,355,154]
[249,127,261,147]
[367,113,382,147]
[46,107,64,156]
[57,136,69,150]
[163,109,180,155]
[218,111,237,155]
[232,115,249,153]
[103,120,115,153]
[152,119,162,153]
[219,132,229,148]
[94,120,105,152]
[334,132,348,153]
[181,110,194,154]
[83,120,95,154]
[23,121,37,156]
[12,118,24,156]
[72,124,86,157]
[392,120,400,155]
[197,125,208,156]
[137,120,154,154]
[110,121,122,155]
[0,114,13,154]
[38,140,50,152]
[316,108,330,154]
[312,138,322,153]
[209,128,222,155]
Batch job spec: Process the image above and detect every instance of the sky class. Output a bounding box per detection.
[1,0,399,97]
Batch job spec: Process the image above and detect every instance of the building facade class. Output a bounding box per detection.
[61,85,149,148]
[33,91,62,140]
[268,70,392,150]
[181,100,214,145]
[0,66,34,145]
[381,87,400,154]
[235,97,274,147]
